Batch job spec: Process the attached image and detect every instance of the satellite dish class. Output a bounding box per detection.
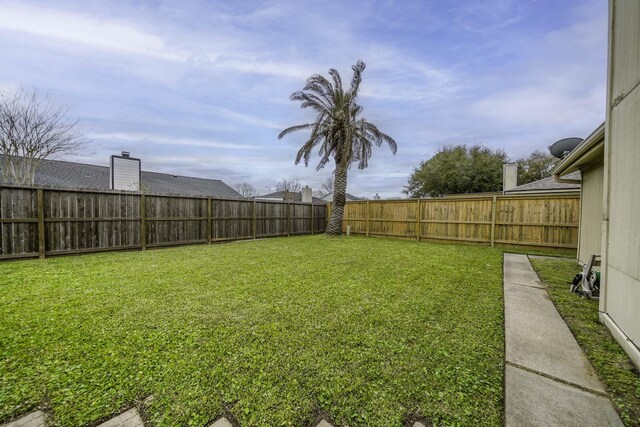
[549,137,583,159]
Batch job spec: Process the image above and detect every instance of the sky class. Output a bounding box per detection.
[0,0,608,198]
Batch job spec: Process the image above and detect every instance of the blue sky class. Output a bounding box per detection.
[0,0,607,197]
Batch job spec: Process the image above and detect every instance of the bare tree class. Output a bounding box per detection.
[320,175,334,196]
[275,178,302,193]
[0,88,83,185]
[234,181,257,197]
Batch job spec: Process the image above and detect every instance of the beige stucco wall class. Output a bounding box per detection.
[602,0,640,363]
[578,161,604,265]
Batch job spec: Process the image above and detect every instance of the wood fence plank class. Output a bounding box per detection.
[253,200,257,238]
[37,189,45,258]
[141,194,147,250]
[0,185,325,260]
[491,195,497,247]
[334,194,579,249]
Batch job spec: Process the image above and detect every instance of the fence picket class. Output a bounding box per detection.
[333,193,579,249]
[0,185,327,260]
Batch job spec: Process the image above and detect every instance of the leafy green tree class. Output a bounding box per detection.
[516,150,558,186]
[279,60,397,235]
[404,145,508,197]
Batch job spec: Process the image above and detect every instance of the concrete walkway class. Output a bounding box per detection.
[503,253,623,426]
[1,411,45,427]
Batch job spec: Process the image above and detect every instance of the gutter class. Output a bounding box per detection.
[554,175,581,184]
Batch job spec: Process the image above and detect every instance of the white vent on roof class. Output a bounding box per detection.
[110,152,141,191]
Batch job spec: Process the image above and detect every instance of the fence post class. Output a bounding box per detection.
[37,188,46,259]
[491,195,497,247]
[207,198,212,243]
[252,200,257,239]
[140,194,147,250]
[287,202,291,237]
[366,200,370,237]
[416,198,421,242]
[310,202,314,235]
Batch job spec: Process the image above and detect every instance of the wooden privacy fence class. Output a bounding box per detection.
[330,193,580,249]
[0,185,327,260]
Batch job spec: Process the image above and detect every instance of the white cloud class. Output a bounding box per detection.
[0,2,188,61]
[0,2,312,81]
[89,132,260,150]
[203,56,314,80]
[206,106,284,130]
[455,0,526,33]
[469,86,603,128]
[465,3,607,143]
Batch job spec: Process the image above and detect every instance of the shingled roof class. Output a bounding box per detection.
[320,191,362,201]
[256,190,326,204]
[504,171,581,194]
[0,156,243,199]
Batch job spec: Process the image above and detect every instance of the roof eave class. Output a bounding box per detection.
[504,188,581,195]
[552,122,605,178]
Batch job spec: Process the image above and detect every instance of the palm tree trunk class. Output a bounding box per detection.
[326,161,348,235]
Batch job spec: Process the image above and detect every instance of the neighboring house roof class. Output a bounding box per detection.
[321,191,361,201]
[256,191,326,204]
[552,122,606,178]
[504,171,581,194]
[0,156,243,199]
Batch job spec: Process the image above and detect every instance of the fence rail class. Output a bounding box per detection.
[0,185,327,260]
[330,193,580,249]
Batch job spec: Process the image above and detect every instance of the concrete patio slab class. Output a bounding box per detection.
[97,408,144,427]
[506,365,623,427]
[1,411,45,427]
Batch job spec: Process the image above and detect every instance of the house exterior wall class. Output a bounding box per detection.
[601,0,640,367]
[610,0,640,104]
[578,161,604,265]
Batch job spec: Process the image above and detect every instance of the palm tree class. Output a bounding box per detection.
[278,60,397,235]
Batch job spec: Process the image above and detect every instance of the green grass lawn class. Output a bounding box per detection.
[530,258,640,426]
[0,236,505,427]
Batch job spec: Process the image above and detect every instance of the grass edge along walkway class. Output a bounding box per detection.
[529,257,640,426]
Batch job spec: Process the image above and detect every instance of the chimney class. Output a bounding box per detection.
[302,185,312,203]
[503,163,517,192]
[110,152,141,191]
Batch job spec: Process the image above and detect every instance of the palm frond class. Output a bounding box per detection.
[280,60,396,173]
[278,123,315,139]
[328,68,343,94]
[349,60,366,97]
